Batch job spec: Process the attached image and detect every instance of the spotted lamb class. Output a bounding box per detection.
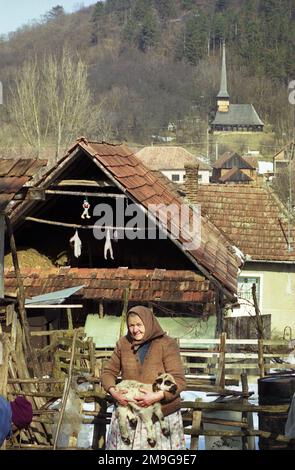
[115,372,177,447]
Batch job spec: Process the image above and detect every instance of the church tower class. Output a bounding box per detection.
[211,42,264,132]
[217,42,229,113]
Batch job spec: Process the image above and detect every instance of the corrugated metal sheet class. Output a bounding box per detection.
[25,284,84,305]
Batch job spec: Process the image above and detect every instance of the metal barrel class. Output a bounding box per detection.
[258,374,295,450]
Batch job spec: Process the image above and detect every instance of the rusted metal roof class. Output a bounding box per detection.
[195,184,295,262]
[9,139,240,297]
[0,158,47,210]
[4,267,214,303]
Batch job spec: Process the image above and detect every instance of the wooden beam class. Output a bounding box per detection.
[181,401,289,413]
[26,304,83,309]
[45,189,126,198]
[5,215,42,377]
[57,179,115,187]
[24,216,152,231]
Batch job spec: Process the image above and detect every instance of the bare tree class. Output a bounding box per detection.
[44,47,93,159]
[9,59,49,156]
[9,48,94,159]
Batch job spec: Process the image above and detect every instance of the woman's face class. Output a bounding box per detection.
[127,314,145,341]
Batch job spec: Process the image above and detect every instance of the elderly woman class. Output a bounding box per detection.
[101,305,186,450]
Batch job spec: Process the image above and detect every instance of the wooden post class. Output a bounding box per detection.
[5,215,42,377]
[99,301,104,319]
[53,329,78,450]
[0,334,11,397]
[252,283,264,339]
[119,286,130,338]
[241,372,249,450]
[258,339,265,377]
[0,213,4,299]
[215,288,224,337]
[66,308,73,330]
[190,400,202,450]
[216,332,226,389]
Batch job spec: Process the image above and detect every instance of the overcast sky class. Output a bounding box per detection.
[0,0,96,36]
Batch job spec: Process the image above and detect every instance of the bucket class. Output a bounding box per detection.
[258,374,295,450]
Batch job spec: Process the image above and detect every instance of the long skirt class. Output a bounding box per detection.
[106,409,186,450]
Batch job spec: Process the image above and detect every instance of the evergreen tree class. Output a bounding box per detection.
[216,0,228,12]
[91,2,105,45]
[133,0,150,20]
[184,11,209,65]
[155,0,177,21]
[92,1,105,23]
[182,0,196,10]
[122,16,139,43]
[137,10,159,52]
[44,5,65,21]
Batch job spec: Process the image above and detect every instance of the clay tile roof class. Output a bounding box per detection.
[135,146,211,171]
[0,158,47,210]
[195,183,295,262]
[82,141,239,296]
[4,268,214,303]
[9,141,240,298]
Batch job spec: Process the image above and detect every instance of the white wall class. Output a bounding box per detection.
[161,169,210,184]
[230,263,295,338]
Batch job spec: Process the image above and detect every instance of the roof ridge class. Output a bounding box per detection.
[266,184,295,223]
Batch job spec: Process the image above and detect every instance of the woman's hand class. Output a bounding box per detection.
[134,389,164,407]
[109,387,129,407]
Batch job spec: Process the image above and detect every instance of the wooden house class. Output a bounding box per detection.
[4,139,240,344]
[136,146,211,184]
[183,173,295,338]
[211,152,256,183]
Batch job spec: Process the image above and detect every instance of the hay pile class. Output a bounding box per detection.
[4,248,54,269]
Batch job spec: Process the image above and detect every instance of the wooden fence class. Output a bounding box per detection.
[179,333,295,389]
[2,327,295,450]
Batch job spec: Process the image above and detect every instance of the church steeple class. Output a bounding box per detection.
[217,42,230,112]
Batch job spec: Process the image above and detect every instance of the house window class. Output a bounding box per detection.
[238,276,260,304]
[171,174,180,182]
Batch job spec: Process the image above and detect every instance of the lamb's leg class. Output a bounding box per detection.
[116,407,131,445]
[126,408,137,429]
[139,409,157,447]
[153,404,170,437]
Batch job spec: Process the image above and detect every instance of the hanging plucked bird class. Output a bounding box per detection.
[81,198,91,219]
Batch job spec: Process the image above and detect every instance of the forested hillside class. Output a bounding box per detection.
[0,0,294,158]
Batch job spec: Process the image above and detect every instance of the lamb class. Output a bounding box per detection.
[114,372,177,447]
